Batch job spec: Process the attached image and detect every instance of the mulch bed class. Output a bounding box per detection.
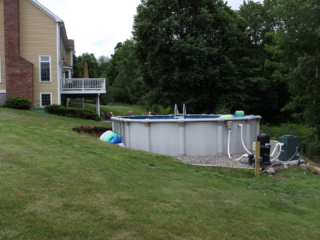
[72,125,112,137]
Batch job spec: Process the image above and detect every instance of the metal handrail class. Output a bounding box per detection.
[174,104,187,116]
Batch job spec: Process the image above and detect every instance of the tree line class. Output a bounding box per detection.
[72,0,320,135]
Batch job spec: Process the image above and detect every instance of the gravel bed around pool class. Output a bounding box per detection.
[176,154,254,169]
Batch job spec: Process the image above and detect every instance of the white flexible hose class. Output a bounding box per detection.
[261,149,300,174]
[238,124,252,154]
[271,143,282,161]
[227,130,232,159]
[236,154,248,161]
[270,142,279,156]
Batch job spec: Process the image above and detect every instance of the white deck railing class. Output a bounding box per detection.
[61,78,106,93]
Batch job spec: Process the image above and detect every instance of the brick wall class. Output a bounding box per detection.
[4,0,34,106]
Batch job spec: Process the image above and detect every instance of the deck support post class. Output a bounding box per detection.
[96,93,100,116]
[254,142,261,177]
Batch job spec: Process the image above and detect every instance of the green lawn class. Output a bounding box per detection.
[0,108,320,239]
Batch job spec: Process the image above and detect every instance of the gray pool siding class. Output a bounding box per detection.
[111,116,261,157]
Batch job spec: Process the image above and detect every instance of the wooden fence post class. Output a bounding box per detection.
[254,141,260,177]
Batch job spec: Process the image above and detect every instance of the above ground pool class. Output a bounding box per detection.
[111,114,261,157]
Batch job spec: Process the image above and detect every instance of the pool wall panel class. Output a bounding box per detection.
[111,116,261,157]
[150,122,180,156]
[185,122,217,156]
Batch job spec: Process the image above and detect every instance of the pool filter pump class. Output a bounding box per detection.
[248,133,271,170]
[257,133,272,170]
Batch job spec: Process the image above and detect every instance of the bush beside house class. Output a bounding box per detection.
[3,97,31,110]
[45,104,100,121]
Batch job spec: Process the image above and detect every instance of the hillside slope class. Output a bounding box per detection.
[0,108,319,239]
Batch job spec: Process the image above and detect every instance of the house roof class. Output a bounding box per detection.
[28,0,75,52]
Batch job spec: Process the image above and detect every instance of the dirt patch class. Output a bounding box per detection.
[72,125,112,137]
[270,172,286,179]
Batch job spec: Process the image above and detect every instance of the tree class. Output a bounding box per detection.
[74,53,100,78]
[133,0,252,113]
[238,0,292,123]
[265,0,320,135]
[103,40,145,105]
[239,0,278,68]
[98,55,111,73]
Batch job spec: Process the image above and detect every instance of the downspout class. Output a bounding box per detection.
[57,23,63,105]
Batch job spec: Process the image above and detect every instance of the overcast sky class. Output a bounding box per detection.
[37,0,259,59]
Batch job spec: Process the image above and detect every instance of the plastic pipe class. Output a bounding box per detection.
[238,124,252,154]
[271,142,280,157]
[260,162,283,174]
[236,153,248,161]
[227,130,232,159]
[284,148,299,162]
[261,148,300,174]
[270,143,282,161]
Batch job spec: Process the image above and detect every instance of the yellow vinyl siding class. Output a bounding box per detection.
[66,50,72,66]
[0,2,5,89]
[19,0,58,107]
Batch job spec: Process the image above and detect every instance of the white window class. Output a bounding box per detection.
[40,93,52,107]
[39,56,51,82]
[64,70,70,79]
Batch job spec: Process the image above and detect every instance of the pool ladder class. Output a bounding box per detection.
[174,104,186,118]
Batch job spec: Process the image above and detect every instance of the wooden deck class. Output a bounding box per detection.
[60,78,106,94]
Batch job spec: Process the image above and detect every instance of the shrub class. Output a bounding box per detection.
[45,104,100,121]
[159,106,173,115]
[85,100,95,104]
[100,109,108,120]
[148,104,161,115]
[45,104,65,115]
[305,142,320,161]
[3,97,31,110]
[215,102,231,114]
[260,123,317,153]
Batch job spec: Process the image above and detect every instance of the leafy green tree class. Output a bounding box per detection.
[72,54,80,78]
[133,0,254,113]
[98,56,111,74]
[74,53,100,78]
[102,40,144,105]
[95,56,111,105]
[238,0,292,123]
[239,0,278,69]
[265,0,320,135]
[114,42,123,51]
